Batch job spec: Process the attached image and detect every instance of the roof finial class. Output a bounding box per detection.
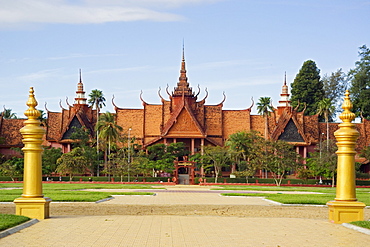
[284,71,287,86]
[79,68,82,83]
[182,39,185,62]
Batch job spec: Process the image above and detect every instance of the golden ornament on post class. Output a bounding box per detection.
[326,90,365,224]
[13,87,51,219]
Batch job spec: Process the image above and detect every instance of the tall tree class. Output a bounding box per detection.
[349,45,370,119]
[88,89,106,175]
[42,146,62,176]
[256,97,274,139]
[95,112,123,173]
[317,98,335,147]
[290,60,325,115]
[322,69,348,117]
[1,107,17,119]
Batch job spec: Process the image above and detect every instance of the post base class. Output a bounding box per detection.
[327,200,366,224]
[14,197,52,220]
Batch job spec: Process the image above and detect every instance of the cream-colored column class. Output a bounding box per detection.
[327,90,365,224]
[14,87,51,219]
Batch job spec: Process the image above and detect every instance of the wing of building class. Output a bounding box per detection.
[1,50,370,175]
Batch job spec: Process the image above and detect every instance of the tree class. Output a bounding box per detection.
[306,139,337,187]
[291,60,325,116]
[56,147,89,181]
[202,146,231,183]
[1,107,17,119]
[257,97,274,139]
[349,45,370,119]
[88,90,106,166]
[261,140,301,186]
[42,146,62,176]
[37,110,47,127]
[226,130,263,182]
[317,98,335,147]
[95,112,123,172]
[0,157,23,181]
[322,69,348,117]
[147,142,189,174]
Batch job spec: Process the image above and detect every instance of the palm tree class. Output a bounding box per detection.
[317,98,335,150]
[95,112,123,177]
[2,107,17,119]
[88,89,106,176]
[257,97,274,139]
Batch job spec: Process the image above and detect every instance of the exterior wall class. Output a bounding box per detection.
[115,108,144,141]
[222,110,251,139]
[144,105,162,136]
[204,106,223,136]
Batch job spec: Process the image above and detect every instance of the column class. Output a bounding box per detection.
[327,90,365,224]
[14,87,51,219]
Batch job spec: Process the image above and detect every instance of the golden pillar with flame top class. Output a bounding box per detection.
[13,87,51,219]
[327,90,365,223]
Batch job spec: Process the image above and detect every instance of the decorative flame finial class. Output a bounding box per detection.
[24,87,40,120]
[339,90,355,123]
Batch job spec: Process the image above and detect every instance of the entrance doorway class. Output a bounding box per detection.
[174,161,195,185]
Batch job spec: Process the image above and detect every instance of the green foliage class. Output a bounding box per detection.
[349,45,370,118]
[146,142,189,173]
[259,140,301,186]
[0,214,30,231]
[226,131,263,182]
[56,147,89,181]
[42,146,62,175]
[322,68,348,116]
[88,89,106,110]
[0,157,24,181]
[291,60,325,116]
[1,107,17,119]
[257,97,274,139]
[70,126,91,147]
[202,146,231,183]
[306,140,337,186]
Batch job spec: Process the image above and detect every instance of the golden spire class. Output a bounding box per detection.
[24,87,41,120]
[339,90,356,123]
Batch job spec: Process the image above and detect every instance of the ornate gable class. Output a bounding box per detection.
[162,99,205,137]
[278,119,305,142]
[271,110,309,145]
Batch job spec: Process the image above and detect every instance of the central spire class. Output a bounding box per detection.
[74,69,87,105]
[173,44,194,97]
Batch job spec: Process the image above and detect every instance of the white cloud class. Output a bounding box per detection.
[0,0,191,27]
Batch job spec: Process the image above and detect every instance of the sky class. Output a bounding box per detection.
[0,0,369,118]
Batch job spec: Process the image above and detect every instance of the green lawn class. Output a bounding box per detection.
[0,214,30,231]
[350,221,370,229]
[0,183,158,202]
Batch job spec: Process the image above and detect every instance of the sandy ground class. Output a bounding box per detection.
[2,202,370,220]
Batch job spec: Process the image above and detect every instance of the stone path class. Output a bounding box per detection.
[1,185,370,246]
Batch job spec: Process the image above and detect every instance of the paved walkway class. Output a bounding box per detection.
[1,185,370,246]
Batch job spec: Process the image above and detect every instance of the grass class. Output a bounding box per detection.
[350,221,370,230]
[222,192,370,205]
[0,214,30,231]
[0,183,158,202]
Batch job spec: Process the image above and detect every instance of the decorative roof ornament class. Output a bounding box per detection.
[24,87,41,120]
[339,90,356,123]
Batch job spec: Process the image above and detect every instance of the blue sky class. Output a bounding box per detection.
[0,0,369,117]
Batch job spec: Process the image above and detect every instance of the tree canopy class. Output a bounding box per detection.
[349,45,370,119]
[290,60,325,116]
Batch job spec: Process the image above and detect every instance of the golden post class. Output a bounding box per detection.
[327,90,365,223]
[13,87,51,219]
